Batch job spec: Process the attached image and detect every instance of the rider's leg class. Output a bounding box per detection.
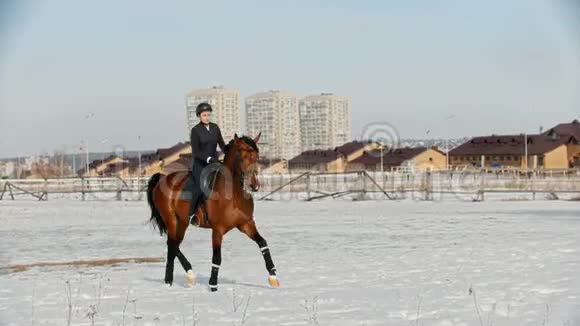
[188,188,201,223]
[189,161,204,224]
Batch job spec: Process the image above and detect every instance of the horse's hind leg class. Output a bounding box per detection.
[164,238,177,286]
[174,209,196,285]
[238,221,279,287]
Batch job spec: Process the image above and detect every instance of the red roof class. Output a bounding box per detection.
[351,147,430,166]
[156,142,190,160]
[88,155,119,169]
[450,134,576,156]
[257,158,284,167]
[101,161,130,175]
[288,149,343,165]
[334,141,374,156]
[543,119,580,139]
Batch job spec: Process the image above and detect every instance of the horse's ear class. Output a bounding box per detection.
[234,133,238,140]
[253,132,261,144]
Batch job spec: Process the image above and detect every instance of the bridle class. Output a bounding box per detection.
[230,144,258,188]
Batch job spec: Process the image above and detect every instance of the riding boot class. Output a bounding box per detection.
[189,190,202,225]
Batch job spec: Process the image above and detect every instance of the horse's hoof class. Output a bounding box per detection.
[165,282,172,288]
[185,270,196,285]
[268,275,280,288]
[209,285,218,292]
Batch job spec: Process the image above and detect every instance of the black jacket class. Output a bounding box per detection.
[190,122,226,164]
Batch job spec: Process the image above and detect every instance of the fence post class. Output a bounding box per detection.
[479,172,485,201]
[0,182,6,200]
[531,171,536,200]
[44,178,48,201]
[81,177,86,201]
[361,171,367,196]
[8,183,15,200]
[305,173,311,201]
[425,171,432,201]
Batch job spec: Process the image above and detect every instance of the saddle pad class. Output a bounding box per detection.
[179,164,222,201]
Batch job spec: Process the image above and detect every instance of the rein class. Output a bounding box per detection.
[226,145,256,188]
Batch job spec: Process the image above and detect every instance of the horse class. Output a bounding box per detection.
[146,133,279,291]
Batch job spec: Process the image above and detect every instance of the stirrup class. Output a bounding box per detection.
[189,213,198,225]
[189,206,209,226]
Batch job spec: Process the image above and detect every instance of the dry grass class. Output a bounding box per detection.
[0,257,163,274]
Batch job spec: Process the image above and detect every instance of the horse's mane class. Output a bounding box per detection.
[224,135,259,154]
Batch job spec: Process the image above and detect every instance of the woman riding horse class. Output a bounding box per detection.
[147,122,279,291]
[188,102,226,225]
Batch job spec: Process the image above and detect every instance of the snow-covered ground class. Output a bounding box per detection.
[0,199,579,325]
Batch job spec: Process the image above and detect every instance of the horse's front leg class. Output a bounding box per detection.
[208,230,223,292]
[238,220,279,287]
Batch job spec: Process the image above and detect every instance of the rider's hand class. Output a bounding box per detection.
[207,156,217,164]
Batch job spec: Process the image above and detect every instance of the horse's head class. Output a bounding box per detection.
[226,132,261,192]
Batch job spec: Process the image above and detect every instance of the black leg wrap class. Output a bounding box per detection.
[209,247,221,291]
[256,236,276,276]
[165,241,177,284]
[176,249,192,272]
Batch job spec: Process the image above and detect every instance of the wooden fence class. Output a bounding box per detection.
[1,169,579,201]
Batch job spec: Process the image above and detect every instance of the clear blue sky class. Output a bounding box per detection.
[1,0,579,158]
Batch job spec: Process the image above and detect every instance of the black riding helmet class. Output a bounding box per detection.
[196,103,213,116]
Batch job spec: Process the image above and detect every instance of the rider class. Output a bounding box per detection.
[189,102,226,225]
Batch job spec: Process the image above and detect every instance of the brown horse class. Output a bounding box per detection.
[146,133,279,291]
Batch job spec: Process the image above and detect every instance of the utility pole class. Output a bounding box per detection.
[138,135,142,177]
[524,133,528,170]
[85,140,90,176]
[380,143,384,174]
[101,138,108,162]
[72,148,76,177]
[444,114,455,170]
[445,138,449,170]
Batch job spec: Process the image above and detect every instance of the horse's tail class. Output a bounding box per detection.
[147,173,166,235]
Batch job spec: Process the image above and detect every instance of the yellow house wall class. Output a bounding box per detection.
[450,155,523,169]
[326,158,346,172]
[567,144,580,162]
[144,161,162,175]
[413,149,447,171]
[345,162,367,171]
[543,145,569,169]
[115,167,130,177]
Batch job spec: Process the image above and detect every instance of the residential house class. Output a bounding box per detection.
[287,140,379,173]
[348,147,446,172]
[543,119,580,167]
[257,158,288,175]
[449,133,578,170]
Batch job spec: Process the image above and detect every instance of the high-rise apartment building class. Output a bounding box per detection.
[245,90,301,159]
[299,93,351,151]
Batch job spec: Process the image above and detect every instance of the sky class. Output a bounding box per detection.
[1,0,579,158]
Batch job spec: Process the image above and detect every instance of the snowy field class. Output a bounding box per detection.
[0,199,579,325]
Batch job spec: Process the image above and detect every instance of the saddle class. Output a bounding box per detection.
[180,164,222,224]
